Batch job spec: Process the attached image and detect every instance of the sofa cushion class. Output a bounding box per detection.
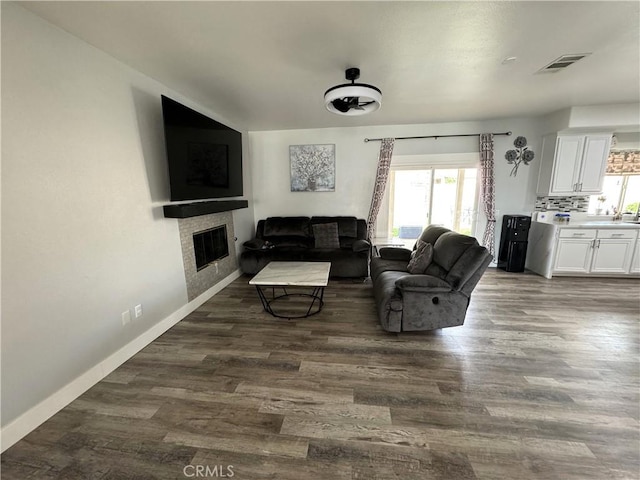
[311,216,358,237]
[433,231,479,271]
[407,241,433,274]
[417,225,451,247]
[379,247,412,261]
[269,236,314,248]
[264,216,310,237]
[370,257,408,283]
[424,261,448,280]
[339,237,356,248]
[395,274,451,292]
[312,222,340,248]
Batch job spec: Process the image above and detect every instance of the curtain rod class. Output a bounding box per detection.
[364,131,512,142]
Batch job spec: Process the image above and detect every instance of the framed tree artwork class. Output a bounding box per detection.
[290,144,335,192]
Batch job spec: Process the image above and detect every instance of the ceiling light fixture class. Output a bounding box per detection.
[324,68,382,116]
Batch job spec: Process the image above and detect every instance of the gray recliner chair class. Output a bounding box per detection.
[370,225,492,332]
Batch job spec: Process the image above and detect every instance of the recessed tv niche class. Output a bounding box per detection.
[161,95,243,201]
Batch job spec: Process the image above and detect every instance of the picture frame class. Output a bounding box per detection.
[290,144,335,192]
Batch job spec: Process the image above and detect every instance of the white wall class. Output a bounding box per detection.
[613,132,640,150]
[1,3,254,434]
[568,104,640,131]
[541,104,640,134]
[249,117,543,252]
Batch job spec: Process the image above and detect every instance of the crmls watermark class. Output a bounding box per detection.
[183,464,235,478]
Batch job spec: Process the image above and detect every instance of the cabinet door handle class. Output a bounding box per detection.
[572,233,586,236]
[578,183,583,191]
[611,233,625,237]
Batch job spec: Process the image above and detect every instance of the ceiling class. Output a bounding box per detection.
[22,1,640,131]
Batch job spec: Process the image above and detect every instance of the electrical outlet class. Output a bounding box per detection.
[134,304,143,318]
[121,310,131,325]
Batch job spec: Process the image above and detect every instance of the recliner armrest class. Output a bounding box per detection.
[352,239,371,253]
[243,238,266,250]
[379,247,412,261]
[395,274,452,293]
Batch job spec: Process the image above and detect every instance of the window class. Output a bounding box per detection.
[387,165,478,246]
[589,149,640,215]
[588,175,640,215]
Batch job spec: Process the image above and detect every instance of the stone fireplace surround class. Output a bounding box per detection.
[177,211,237,301]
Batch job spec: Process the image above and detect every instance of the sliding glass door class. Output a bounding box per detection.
[389,166,478,246]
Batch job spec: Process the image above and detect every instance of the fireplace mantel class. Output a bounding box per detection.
[163,200,248,219]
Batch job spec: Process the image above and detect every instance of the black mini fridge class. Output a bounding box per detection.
[498,215,531,272]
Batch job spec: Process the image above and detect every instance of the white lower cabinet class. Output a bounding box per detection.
[590,230,636,274]
[631,240,640,274]
[553,228,638,275]
[554,229,596,274]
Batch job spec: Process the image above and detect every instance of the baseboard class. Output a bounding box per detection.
[0,269,242,452]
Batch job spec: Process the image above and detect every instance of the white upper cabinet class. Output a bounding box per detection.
[537,133,612,196]
[578,135,613,193]
[549,135,584,194]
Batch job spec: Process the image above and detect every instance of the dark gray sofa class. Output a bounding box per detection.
[370,225,492,332]
[240,216,370,278]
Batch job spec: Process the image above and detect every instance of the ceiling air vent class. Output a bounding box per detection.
[537,53,591,73]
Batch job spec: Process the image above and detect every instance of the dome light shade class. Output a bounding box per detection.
[324,68,382,116]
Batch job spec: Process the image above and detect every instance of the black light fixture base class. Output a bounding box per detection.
[345,67,360,82]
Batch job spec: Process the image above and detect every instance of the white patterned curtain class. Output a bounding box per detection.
[479,133,496,257]
[366,138,395,240]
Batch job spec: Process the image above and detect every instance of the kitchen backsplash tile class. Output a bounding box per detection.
[534,195,589,212]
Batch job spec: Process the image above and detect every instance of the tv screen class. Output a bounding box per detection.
[161,95,243,201]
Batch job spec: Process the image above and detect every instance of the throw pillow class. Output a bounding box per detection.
[312,222,340,249]
[312,217,358,237]
[407,240,433,274]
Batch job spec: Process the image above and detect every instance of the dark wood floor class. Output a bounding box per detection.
[2,269,639,479]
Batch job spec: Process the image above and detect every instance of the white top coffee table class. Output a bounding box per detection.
[249,261,331,319]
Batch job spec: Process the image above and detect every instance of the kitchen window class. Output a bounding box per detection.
[588,175,640,215]
[588,149,640,215]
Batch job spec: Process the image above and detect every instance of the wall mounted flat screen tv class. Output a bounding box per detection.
[161,95,243,201]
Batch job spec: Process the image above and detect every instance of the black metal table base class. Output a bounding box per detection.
[254,285,325,319]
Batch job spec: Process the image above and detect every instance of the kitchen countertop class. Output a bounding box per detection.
[551,221,640,229]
